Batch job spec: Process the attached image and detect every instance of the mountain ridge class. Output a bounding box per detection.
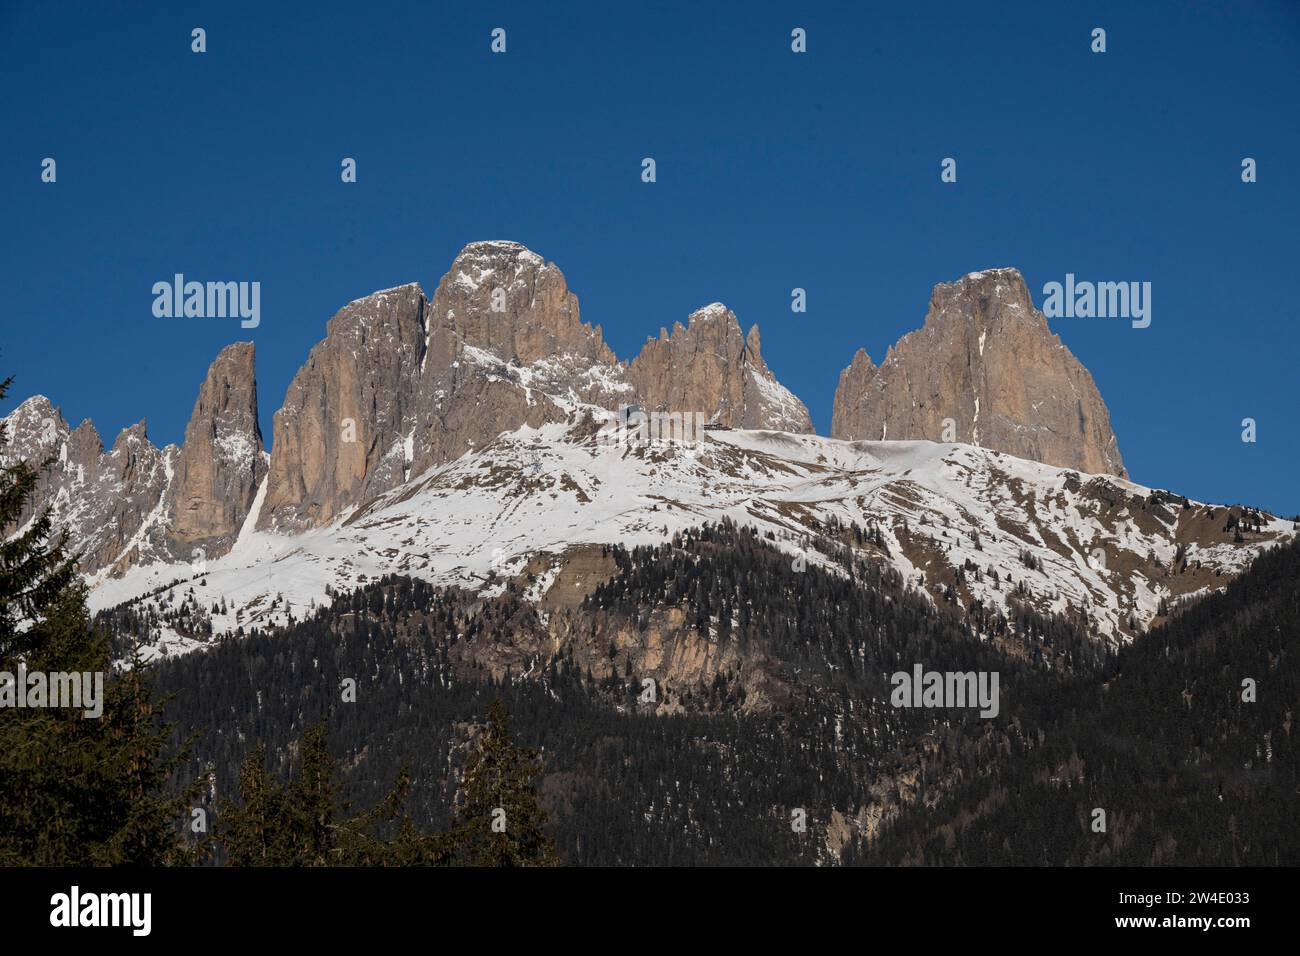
[3,240,816,569]
[4,247,1268,633]
[86,419,1293,664]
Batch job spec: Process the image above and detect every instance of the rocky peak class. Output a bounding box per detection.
[925,267,1047,341]
[414,243,653,477]
[744,324,768,374]
[429,241,615,368]
[258,244,630,535]
[167,342,266,555]
[0,398,67,537]
[66,420,104,466]
[105,421,159,481]
[2,395,66,450]
[3,394,55,426]
[627,303,813,432]
[265,243,822,533]
[109,419,149,447]
[831,268,1126,477]
[0,343,275,575]
[832,348,877,433]
[259,284,428,533]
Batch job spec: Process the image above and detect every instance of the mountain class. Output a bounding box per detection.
[4,247,1290,664]
[9,246,1294,866]
[140,524,1300,865]
[167,342,266,560]
[3,241,810,560]
[0,343,265,576]
[259,241,809,533]
[89,416,1291,662]
[258,282,430,534]
[627,304,813,432]
[857,535,1300,865]
[142,521,1052,865]
[831,268,1127,477]
[0,399,172,574]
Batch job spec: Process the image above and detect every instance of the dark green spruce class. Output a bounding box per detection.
[0,374,200,865]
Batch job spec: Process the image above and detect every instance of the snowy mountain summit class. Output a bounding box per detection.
[3,244,1290,660]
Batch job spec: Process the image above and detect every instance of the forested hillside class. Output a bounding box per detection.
[135,523,1299,865]
[858,537,1300,865]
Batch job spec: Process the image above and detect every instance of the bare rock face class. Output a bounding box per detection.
[831,268,1126,477]
[257,244,815,532]
[407,242,624,479]
[627,304,813,432]
[427,241,617,374]
[8,241,815,557]
[2,344,267,575]
[411,324,570,471]
[1,396,79,545]
[100,422,176,572]
[259,284,428,533]
[257,245,620,533]
[166,342,266,557]
[0,395,70,497]
[0,397,176,574]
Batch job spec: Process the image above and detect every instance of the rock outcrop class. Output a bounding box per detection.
[1,345,265,575]
[258,241,808,532]
[256,244,624,533]
[167,342,266,557]
[426,240,617,375]
[627,304,813,432]
[5,255,1131,579]
[259,284,427,533]
[0,396,178,574]
[831,268,1126,477]
[408,242,624,478]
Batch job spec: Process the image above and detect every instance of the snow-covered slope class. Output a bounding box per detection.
[88,410,1293,659]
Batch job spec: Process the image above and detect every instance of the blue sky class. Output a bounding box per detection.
[3,1,1297,514]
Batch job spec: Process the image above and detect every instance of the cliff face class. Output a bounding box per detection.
[257,242,810,533]
[167,342,266,557]
[256,244,622,533]
[5,251,1132,580]
[0,343,265,575]
[258,284,427,534]
[627,304,814,432]
[831,268,1126,477]
[406,242,622,482]
[425,240,616,373]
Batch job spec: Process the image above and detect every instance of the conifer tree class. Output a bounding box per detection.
[0,377,77,660]
[220,743,288,865]
[0,375,198,865]
[286,724,338,865]
[218,722,456,866]
[450,698,558,866]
